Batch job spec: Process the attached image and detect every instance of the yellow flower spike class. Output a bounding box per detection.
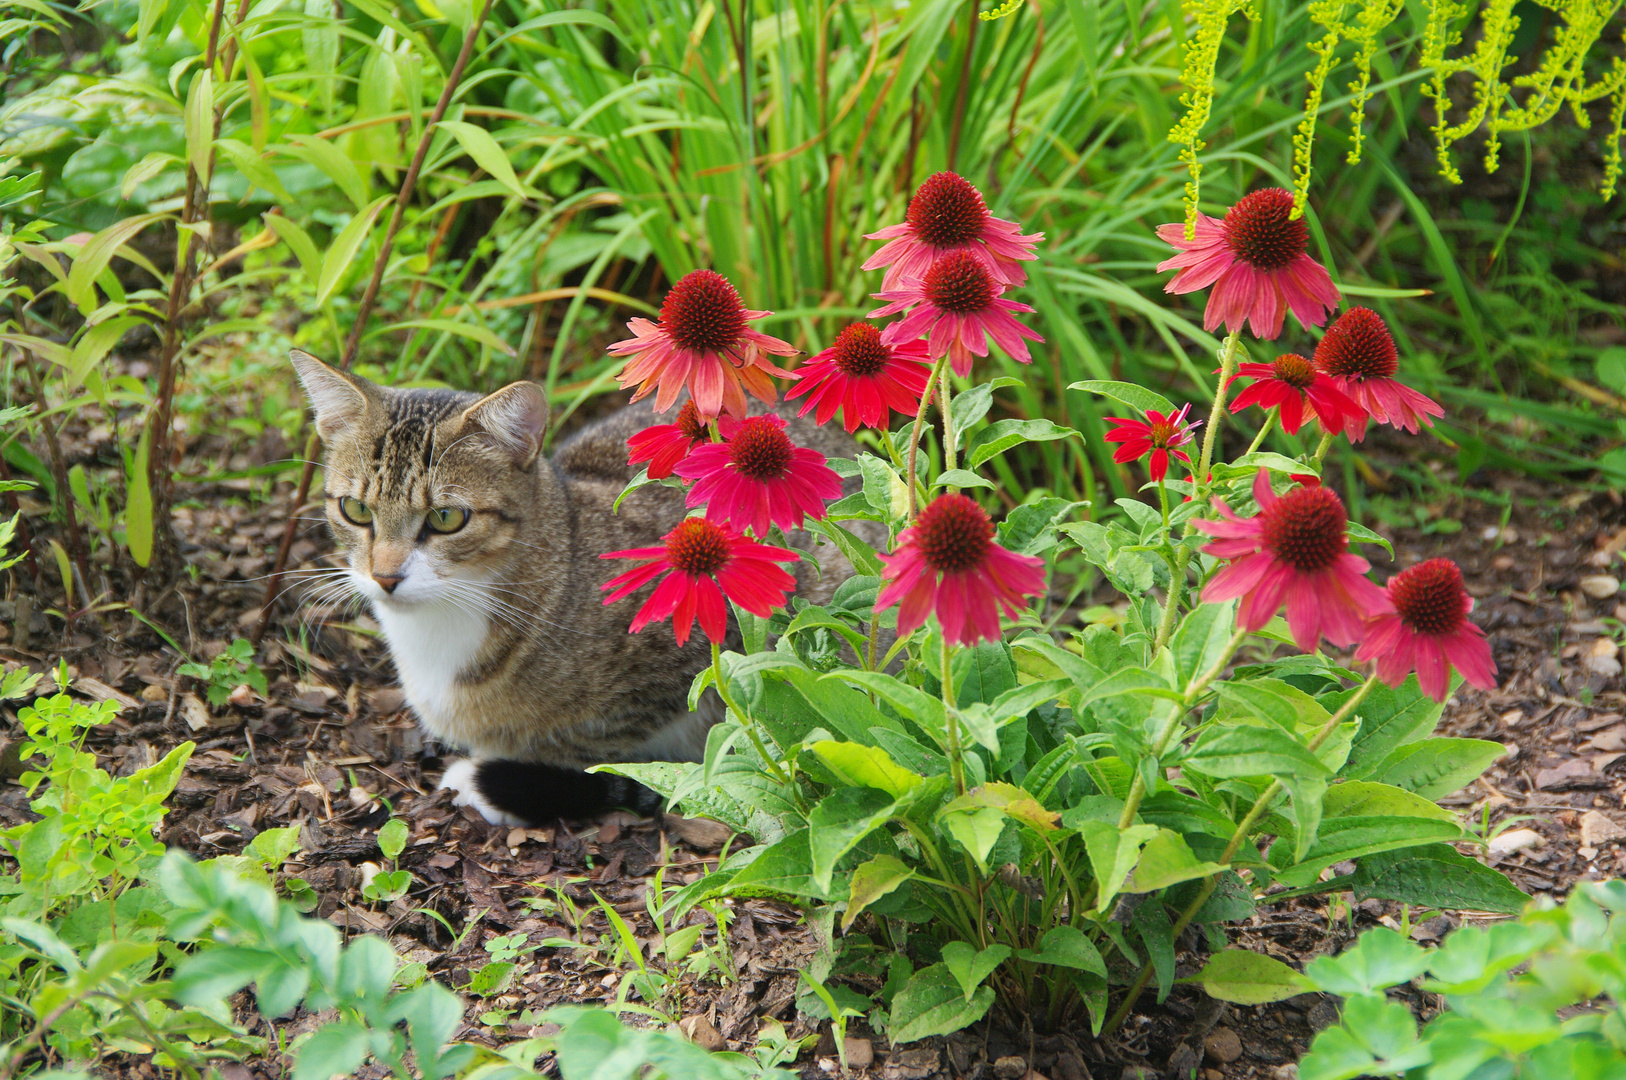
[979,0,1027,21]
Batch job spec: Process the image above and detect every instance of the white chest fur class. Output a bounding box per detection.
[371,598,488,740]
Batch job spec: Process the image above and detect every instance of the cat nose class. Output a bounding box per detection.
[373,572,405,594]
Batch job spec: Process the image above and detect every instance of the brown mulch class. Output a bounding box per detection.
[1,372,1621,1079]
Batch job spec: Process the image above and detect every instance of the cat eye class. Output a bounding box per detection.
[425,507,470,535]
[338,497,372,526]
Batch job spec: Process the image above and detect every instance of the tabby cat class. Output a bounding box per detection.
[291,350,862,826]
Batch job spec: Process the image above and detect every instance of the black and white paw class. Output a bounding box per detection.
[438,758,528,828]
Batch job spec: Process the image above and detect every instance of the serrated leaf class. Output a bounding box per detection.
[808,787,896,892]
[888,963,996,1044]
[966,419,1076,469]
[1367,738,1507,800]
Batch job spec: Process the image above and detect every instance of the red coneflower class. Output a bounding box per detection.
[785,322,935,433]
[1103,404,1201,482]
[601,517,800,646]
[877,494,1046,646]
[1313,307,1443,442]
[609,269,798,421]
[627,400,710,479]
[1228,353,1362,436]
[674,413,843,537]
[870,251,1044,377]
[862,171,1044,290]
[1156,188,1341,340]
[1356,558,1497,702]
[1196,470,1387,652]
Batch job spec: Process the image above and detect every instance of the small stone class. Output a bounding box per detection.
[1583,575,1622,599]
[1273,1066,1301,1080]
[1206,1071,1225,1080]
[1581,810,1626,848]
[140,683,168,703]
[678,1015,725,1052]
[1489,827,1545,855]
[894,1047,939,1080]
[995,1056,1029,1079]
[843,1037,874,1070]
[1204,1027,1243,1065]
[1493,554,1516,571]
[228,682,260,707]
[347,786,376,810]
[1481,525,1501,542]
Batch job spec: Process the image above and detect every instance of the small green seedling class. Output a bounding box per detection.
[178,638,268,707]
[361,817,412,902]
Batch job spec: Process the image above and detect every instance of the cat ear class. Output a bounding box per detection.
[461,382,549,468]
[290,350,370,441]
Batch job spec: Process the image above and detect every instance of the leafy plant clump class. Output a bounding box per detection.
[600,173,1524,1045]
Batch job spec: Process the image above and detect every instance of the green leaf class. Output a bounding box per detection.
[438,120,533,200]
[125,423,153,568]
[1126,829,1226,893]
[858,453,909,519]
[1321,780,1458,823]
[933,468,995,490]
[467,960,515,996]
[1347,844,1528,916]
[940,941,1010,1002]
[184,69,213,187]
[1304,927,1428,997]
[808,788,897,892]
[66,213,167,312]
[781,666,900,744]
[950,377,1021,442]
[173,945,272,1006]
[1274,817,1464,888]
[291,1019,371,1080]
[941,806,1006,872]
[1367,738,1507,800]
[1299,996,1429,1080]
[1337,676,1445,781]
[377,818,408,861]
[965,419,1076,469]
[1015,925,1107,976]
[1190,950,1308,1004]
[726,830,835,901]
[1169,601,1235,685]
[316,195,393,307]
[377,318,517,357]
[842,855,914,932]
[826,670,945,733]
[263,213,323,292]
[1184,723,1332,780]
[1076,820,1159,913]
[1216,678,1331,732]
[809,741,921,797]
[254,962,311,1018]
[285,134,368,211]
[1068,380,1177,417]
[805,518,884,576]
[888,963,996,1044]
[246,825,302,869]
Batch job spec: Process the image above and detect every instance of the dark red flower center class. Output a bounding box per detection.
[661,269,748,354]
[1314,307,1398,382]
[1271,353,1317,390]
[665,517,731,576]
[915,493,994,574]
[1261,484,1348,574]
[924,251,997,315]
[1388,557,1469,636]
[906,172,990,249]
[728,416,795,481]
[830,322,891,378]
[676,400,708,442]
[1222,188,1307,272]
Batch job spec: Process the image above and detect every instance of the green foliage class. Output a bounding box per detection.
[177,639,268,708]
[1297,881,1626,1079]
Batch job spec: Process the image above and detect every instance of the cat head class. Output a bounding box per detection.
[290,349,550,607]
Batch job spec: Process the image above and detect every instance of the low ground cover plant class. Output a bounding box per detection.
[602,172,1526,1042]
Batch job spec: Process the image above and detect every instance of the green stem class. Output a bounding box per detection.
[1103,674,1381,1034]
[904,355,949,520]
[1195,329,1244,502]
[1116,627,1249,831]
[1157,477,1170,532]
[940,363,958,478]
[1311,430,1336,473]
[711,641,792,788]
[1244,410,1276,457]
[942,633,966,796]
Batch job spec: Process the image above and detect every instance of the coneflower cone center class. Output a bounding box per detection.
[1389,557,1469,635]
[676,401,709,442]
[1314,308,1399,382]
[907,172,990,248]
[832,323,890,378]
[666,518,731,576]
[729,418,795,481]
[916,494,994,574]
[924,252,996,314]
[1271,354,1317,390]
[1222,188,1307,272]
[1261,485,1348,573]
[661,270,748,354]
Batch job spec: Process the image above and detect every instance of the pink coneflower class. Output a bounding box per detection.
[674,413,843,537]
[1196,470,1387,652]
[785,322,935,433]
[1313,307,1443,442]
[1228,354,1362,436]
[609,269,798,421]
[862,171,1044,290]
[627,400,710,479]
[1356,558,1497,702]
[601,518,800,645]
[870,251,1044,377]
[1104,404,1201,482]
[1156,188,1341,340]
[877,494,1046,646]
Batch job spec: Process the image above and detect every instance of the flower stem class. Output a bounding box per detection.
[1311,430,1336,472]
[1157,478,1171,532]
[942,632,966,796]
[711,640,792,787]
[1195,330,1244,502]
[905,355,950,520]
[1103,673,1380,1035]
[1244,410,1276,457]
[1116,627,1248,831]
[940,363,958,478]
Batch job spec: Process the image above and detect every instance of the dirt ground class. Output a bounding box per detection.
[0,386,1618,1080]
